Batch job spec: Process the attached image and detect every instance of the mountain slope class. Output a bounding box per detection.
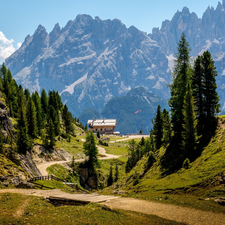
[78,87,168,134]
[5,15,170,116]
[5,1,225,117]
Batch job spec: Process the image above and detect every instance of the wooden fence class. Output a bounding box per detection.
[29,175,64,182]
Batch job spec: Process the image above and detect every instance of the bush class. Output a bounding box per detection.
[183,158,190,169]
[99,140,108,146]
[61,133,69,139]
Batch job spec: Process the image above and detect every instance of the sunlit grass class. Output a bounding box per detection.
[0,193,184,225]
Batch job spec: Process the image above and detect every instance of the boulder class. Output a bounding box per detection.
[214,198,225,206]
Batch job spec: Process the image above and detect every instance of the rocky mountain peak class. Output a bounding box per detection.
[49,23,61,45]
[182,7,190,15]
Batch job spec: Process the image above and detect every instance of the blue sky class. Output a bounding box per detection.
[0,0,222,63]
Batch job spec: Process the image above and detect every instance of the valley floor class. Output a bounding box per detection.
[0,189,224,225]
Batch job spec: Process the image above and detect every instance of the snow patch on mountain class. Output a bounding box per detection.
[198,40,212,55]
[166,54,175,72]
[59,53,96,67]
[61,73,88,95]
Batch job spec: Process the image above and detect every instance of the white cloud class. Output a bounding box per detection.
[0,31,16,63]
[17,42,22,49]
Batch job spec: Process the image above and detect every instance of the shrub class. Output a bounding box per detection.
[183,158,190,169]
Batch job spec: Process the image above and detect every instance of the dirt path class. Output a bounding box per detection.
[37,144,119,176]
[104,197,225,225]
[0,189,224,225]
[109,135,149,143]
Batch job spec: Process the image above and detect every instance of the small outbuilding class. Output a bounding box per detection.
[87,119,117,134]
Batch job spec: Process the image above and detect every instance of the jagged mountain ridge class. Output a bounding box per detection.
[149,1,225,111]
[5,1,225,118]
[6,15,170,116]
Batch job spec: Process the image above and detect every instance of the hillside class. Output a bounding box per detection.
[102,116,225,211]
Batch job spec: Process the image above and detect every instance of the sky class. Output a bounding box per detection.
[0,0,222,63]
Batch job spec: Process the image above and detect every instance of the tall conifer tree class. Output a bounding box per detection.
[202,51,220,123]
[26,98,38,138]
[169,33,192,146]
[152,105,163,149]
[182,84,198,156]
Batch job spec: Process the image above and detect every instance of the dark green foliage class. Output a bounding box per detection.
[182,84,198,156]
[162,109,171,145]
[202,51,220,124]
[114,163,119,182]
[125,139,141,173]
[182,158,190,169]
[41,89,48,114]
[47,119,55,148]
[32,91,44,133]
[145,151,156,171]
[48,105,60,136]
[192,55,204,134]
[26,98,38,138]
[17,100,31,154]
[97,131,100,138]
[24,88,30,101]
[62,104,74,134]
[98,139,108,146]
[107,165,113,186]
[139,137,145,147]
[152,105,163,149]
[83,131,99,171]
[169,33,192,146]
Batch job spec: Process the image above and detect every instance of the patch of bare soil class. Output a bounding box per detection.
[13,199,29,218]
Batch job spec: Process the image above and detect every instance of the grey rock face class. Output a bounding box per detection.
[5,14,170,116]
[149,1,225,112]
[5,1,225,116]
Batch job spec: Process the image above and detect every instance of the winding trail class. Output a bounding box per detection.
[37,143,120,176]
[109,135,149,143]
[0,189,224,225]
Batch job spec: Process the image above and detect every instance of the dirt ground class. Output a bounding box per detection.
[0,189,225,225]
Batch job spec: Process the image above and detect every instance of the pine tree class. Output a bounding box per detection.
[62,105,74,134]
[152,105,163,149]
[114,163,119,182]
[26,98,38,138]
[83,131,99,171]
[202,51,220,124]
[32,91,44,133]
[169,33,192,146]
[17,98,31,154]
[107,166,113,186]
[47,119,55,148]
[48,105,60,136]
[41,89,48,114]
[192,55,204,133]
[162,109,171,145]
[24,88,31,102]
[182,84,198,157]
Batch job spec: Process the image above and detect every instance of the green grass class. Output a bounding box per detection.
[101,117,225,213]
[33,180,72,191]
[99,157,127,182]
[55,134,85,159]
[46,164,69,180]
[103,142,128,156]
[0,193,184,225]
